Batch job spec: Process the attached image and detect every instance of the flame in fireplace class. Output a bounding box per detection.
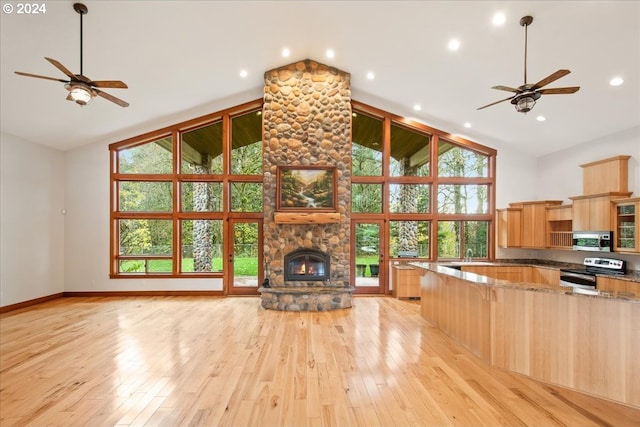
[296,262,305,274]
[294,262,315,275]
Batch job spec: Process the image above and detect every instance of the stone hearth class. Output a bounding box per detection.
[259,59,354,311]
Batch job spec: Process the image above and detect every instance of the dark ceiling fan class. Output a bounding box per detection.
[14,3,129,107]
[477,15,579,113]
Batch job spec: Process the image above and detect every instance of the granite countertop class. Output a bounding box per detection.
[410,261,640,303]
[436,258,640,282]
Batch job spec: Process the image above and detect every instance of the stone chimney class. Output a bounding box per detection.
[260,59,354,310]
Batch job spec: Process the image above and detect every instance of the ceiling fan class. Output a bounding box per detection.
[14,3,129,107]
[477,15,579,113]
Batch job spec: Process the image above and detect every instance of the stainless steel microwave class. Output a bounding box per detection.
[572,231,613,252]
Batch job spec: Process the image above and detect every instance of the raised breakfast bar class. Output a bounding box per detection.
[413,262,640,409]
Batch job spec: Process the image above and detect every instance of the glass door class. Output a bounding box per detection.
[228,219,262,295]
[616,202,637,251]
[352,221,386,294]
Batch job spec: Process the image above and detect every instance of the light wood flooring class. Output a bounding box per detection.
[1,296,639,426]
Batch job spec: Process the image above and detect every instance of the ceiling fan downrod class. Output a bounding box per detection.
[73,3,88,77]
[520,15,533,86]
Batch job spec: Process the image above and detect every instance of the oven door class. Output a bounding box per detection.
[559,270,597,290]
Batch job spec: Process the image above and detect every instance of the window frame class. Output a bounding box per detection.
[108,98,496,278]
[351,101,497,262]
[109,99,263,278]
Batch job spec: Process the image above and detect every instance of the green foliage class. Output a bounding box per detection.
[352,143,382,176]
[231,142,262,175]
[119,220,152,255]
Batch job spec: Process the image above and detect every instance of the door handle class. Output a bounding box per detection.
[228,254,234,263]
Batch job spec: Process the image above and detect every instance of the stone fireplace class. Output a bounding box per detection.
[259,59,355,311]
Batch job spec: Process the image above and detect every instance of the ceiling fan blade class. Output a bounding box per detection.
[537,86,580,95]
[477,95,516,110]
[532,69,571,90]
[15,71,69,83]
[94,88,129,107]
[492,85,520,93]
[45,57,76,79]
[90,80,128,89]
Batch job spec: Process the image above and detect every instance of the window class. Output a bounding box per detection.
[110,101,263,277]
[437,220,489,259]
[437,184,489,214]
[351,101,496,262]
[389,220,430,258]
[352,112,383,176]
[351,183,382,213]
[110,98,495,278]
[390,123,430,177]
[181,121,223,174]
[181,219,223,273]
[390,184,430,213]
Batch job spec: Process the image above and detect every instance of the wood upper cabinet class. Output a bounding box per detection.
[497,208,522,248]
[571,156,633,232]
[570,193,631,231]
[546,205,573,248]
[511,201,562,248]
[612,197,640,252]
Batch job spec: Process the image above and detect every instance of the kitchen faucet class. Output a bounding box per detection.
[465,248,473,262]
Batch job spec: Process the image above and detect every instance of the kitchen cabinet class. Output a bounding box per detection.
[580,155,631,195]
[530,267,560,286]
[570,193,631,231]
[612,197,640,252]
[497,208,521,248]
[546,205,573,249]
[392,264,421,299]
[461,265,497,278]
[495,266,525,282]
[597,276,639,297]
[499,201,562,248]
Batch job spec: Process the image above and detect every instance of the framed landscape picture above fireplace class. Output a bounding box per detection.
[277,166,337,211]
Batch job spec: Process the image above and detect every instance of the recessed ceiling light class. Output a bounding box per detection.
[448,38,460,51]
[536,115,546,122]
[464,122,471,128]
[239,69,248,78]
[326,49,335,59]
[282,47,290,57]
[366,71,375,80]
[493,12,506,26]
[413,104,422,111]
[610,76,624,86]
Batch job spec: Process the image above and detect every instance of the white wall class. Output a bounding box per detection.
[63,142,223,292]
[535,125,640,202]
[0,133,65,306]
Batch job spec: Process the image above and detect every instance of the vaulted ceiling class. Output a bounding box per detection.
[1,1,638,157]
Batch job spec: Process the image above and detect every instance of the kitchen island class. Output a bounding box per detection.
[413,262,640,409]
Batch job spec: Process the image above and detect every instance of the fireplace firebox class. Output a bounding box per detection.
[284,249,330,281]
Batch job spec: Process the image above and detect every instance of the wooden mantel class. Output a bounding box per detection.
[274,212,341,224]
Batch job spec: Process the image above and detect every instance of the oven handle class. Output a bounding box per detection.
[559,271,596,281]
[560,281,597,290]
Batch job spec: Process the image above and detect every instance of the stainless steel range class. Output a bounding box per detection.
[559,257,627,293]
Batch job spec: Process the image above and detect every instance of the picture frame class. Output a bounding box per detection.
[277,166,337,211]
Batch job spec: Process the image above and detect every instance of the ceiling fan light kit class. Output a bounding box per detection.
[515,96,535,113]
[478,15,580,114]
[68,83,93,105]
[14,3,129,107]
